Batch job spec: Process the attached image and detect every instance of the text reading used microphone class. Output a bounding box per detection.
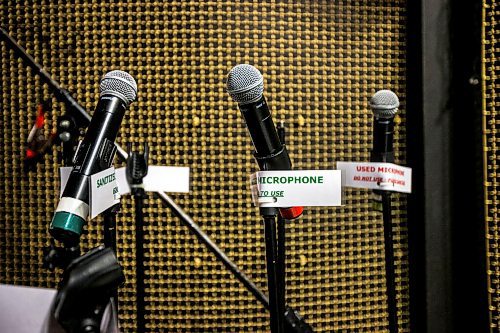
[50,70,137,246]
[370,90,400,163]
[226,64,303,220]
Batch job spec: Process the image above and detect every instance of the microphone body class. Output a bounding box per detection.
[371,117,395,163]
[238,96,292,171]
[227,64,303,220]
[50,71,137,246]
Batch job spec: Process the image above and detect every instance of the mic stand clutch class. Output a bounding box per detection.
[52,246,125,333]
[43,240,80,271]
[56,114,82,166]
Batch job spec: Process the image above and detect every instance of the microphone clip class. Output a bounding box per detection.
[126,142,149,194]
[53,245,124,333]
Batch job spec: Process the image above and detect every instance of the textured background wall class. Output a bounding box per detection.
[0,1,409,332]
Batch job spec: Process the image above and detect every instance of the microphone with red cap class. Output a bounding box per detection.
[226,64,303,219]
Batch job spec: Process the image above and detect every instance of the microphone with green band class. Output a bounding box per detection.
[50,70,137,246]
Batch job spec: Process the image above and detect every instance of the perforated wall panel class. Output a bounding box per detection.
[0,1,409,331]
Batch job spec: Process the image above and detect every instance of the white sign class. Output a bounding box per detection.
[250,170,343,207]
[115,166,190,194]
[60,166,190,196]
[336,161,412,193]
[89,167,120,219]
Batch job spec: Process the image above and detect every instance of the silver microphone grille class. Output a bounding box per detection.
[226,64,264,104]
[370,90,399,118]
[100,70,138,105]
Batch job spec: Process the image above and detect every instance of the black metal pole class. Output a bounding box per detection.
[151,186,269,306]
[276,215,286,333]
[276,122,287,332]
[103,206,119,313]
[134,188,146,333]
[103,208,117,252]
[263,215,282,333]
[381,192,398,333]
[0,26,90,125]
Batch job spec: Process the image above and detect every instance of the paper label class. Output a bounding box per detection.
[89,167,120,219]
[250,170,343,207]
[59,167,73,197]
[115,166,190,194]
[336,161,412,193]
[60,166,190,196]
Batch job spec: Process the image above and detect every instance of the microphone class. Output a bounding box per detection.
[50,70,137,246]
[370,90,400,164]
[369,90,400,333]
[226,64,303,220]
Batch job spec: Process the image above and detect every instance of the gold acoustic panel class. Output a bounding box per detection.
[483,0,499,331]
[0,1,409,332]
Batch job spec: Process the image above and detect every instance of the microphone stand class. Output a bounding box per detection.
[261,210,283,333]
[370,114,399,333]
[125,143,149,333]
[103,204,121,314]
[53,246,125,333]
[277,215,287,332]
[379,191,398,333]
[261,212,288,333]
[1,27,313,332]
[257,122,293,333]
[133,188,146,333]
[275,122,288,333]
[371,151,398,333]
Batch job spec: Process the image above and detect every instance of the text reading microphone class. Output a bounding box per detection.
[370,89,399,163]
[50,70,137,246]
[226,64,303,219]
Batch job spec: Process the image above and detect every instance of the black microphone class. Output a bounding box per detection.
[226,64,303,220]
[50,70,137,246]
[370,90,400,164]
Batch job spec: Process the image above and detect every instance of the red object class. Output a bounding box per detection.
[35,105,45,128]
[279,206,304,220]
[26,148,36,159]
